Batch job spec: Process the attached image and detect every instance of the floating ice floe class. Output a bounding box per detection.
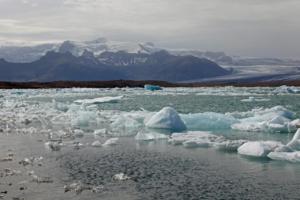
[273,85,300,94]
[168,131,223,146]
[237,141,284,158]
[213,140,248,151]
[102,138,119,146]
[91,140,102,147]
[181,112,238,131]
[110,114,142,136]
[113,173,131,181]
[231,106,296,133]
[144,84,162,91]
[93,128,108,138]
[74,96,123,105]
[146,107,187,132]
[168,131,247,151]
[135,132,169,141]
[241,96,270,102]
[267,152,300,162]
[73,129,85,138]
[44,141,62,151]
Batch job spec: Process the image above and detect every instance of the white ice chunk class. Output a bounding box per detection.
[267,151,300,162]
[146,107,186,132]
[93,129,108,137]
[102,138,119,146]
[168,131,222,146]
[110,115,142,136]
[231,106,294,133]
[74,96,123,105]
[213,140,248,151]
[71,111,98,128]
[112,173,130,181]
[91,140,102,147]
[273,85,300,94]
[135,132,169,141]
[241,97,270,102]
[74,129,84,138]
[287,128,300,151]
[237,141,283,157]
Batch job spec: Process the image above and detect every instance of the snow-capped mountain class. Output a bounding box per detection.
[0,38,163,63]
[0,37,299,67]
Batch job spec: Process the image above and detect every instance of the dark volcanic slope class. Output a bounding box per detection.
[0,50,229,82]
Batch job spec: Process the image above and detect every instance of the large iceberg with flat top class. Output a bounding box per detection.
[146,107,187,132]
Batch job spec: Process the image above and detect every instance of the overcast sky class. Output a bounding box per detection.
[0,0,299,58]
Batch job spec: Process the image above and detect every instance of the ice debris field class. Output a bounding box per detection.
[1,86,300,163]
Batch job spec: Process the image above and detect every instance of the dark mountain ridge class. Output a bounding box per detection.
[0,50,230,82]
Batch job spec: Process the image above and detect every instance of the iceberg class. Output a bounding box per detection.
[181,112,238,131]
[144,85,162,91]
[237,141,283,157]
[267,152,300,162]
[168,131,222,146]
[213,140,248,151]
[146,107,187,132]
[231,106,295,133]
[286,128,300,151]
[91,140,102,147]
[273,85,300,94]
[102,138,119,146]
[110,115,142,136]
[135,132,169,141]
[74,96,123,105]
[93,129,108,138]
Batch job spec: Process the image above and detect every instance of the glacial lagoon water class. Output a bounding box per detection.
[1,86,300,199]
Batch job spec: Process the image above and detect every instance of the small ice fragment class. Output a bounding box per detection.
[146,107,186,132]
[238,141,283,157]
[92,185,104,193]
[64,181,92,194]
[214,140,248,151]
[0,157,13,162]
[74,129,84,138]
[44,141,62,151]
[183,140,210,148]
[135,132,169,141]
[241,97,270,102]
[93,129,108,137]
[102,138,119,146]
[31,175,53,183]
[91,140,102,147]
[74,96,123,105]
[3,169,22,176]
[144,84,162,91]
[112,173,130,181]
[168,131,220,146]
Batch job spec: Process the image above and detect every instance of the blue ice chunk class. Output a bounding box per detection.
[181,112,238,131]
[144,85,162,91]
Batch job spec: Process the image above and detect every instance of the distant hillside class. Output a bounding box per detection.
[0,50,230,82]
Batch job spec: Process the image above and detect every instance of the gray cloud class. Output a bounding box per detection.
[0,0,299,58]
